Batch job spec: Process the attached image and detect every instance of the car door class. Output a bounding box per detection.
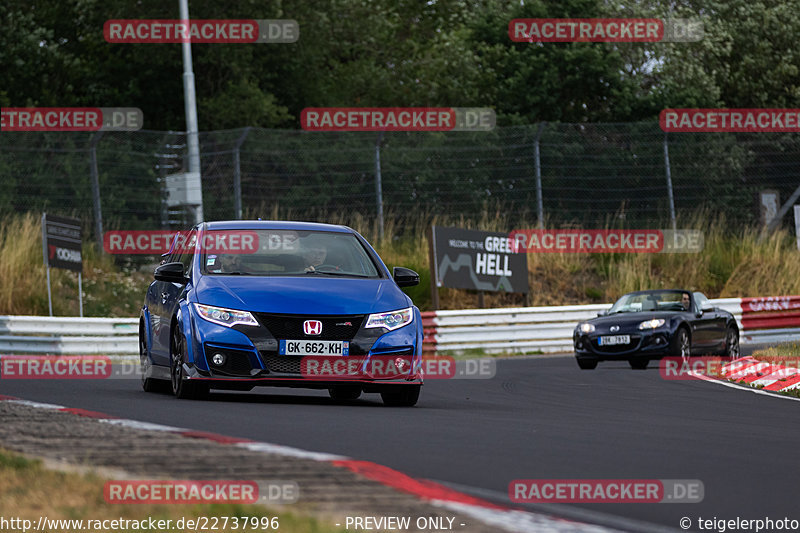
[150,229,195,365]
[694,292,727,351]
[689,293,719,354]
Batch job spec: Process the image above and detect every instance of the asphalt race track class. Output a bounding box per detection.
[2,351,797,532]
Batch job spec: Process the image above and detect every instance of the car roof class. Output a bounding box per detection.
[202,220,354,233]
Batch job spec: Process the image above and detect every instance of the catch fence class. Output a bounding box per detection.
[2,123,799,243]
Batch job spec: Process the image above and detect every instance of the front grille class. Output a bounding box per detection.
[264,354,302,374]
[204,346,258,376]
[254,313,364,341]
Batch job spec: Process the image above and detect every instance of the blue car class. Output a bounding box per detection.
[138,221,424,406]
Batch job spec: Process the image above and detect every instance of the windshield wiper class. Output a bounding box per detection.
[303,270,367,277]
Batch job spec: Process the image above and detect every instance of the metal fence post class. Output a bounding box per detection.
[534,122,547,228]
[375,132,385,241]
[89,131,105,251]
[179,0,204,224]
[233,127,251,219]
[664,132,677,231]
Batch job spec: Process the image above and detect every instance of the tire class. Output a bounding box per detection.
[724,327,740,360]
[380,385,420,407]
[670,327,691,359]
[576,357,598,370]
[170,327,208,400]
[629,359,649,370]
[140,323,169,393]
[328,386,362,401]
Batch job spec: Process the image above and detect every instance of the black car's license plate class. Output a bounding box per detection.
[598,335,630,346]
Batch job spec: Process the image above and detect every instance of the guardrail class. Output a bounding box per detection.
[2,295,800,356]
[423,296,800,355]
[0,316,138,354]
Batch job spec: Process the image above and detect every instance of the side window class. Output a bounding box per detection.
[693,292,709,312]
[177,230,197,272]
[161,231,184,265]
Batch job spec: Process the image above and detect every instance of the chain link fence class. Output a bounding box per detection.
[2,123,799,241]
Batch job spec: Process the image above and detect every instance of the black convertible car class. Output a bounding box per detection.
[573,289,739,370]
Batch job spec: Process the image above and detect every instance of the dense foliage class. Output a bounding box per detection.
[3,0,799,129]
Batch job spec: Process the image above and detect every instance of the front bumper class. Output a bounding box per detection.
[573,330,671,360]
[185,310,423,386]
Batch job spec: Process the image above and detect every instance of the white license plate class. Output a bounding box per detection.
[279,340,349,356]
[598,335,630,346]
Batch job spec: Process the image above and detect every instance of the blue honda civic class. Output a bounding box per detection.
[138,221,424,406]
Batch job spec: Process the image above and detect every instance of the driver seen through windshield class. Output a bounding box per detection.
[608,291,693,314]
[204,230,379,277]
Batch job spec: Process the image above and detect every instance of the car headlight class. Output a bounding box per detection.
[193,303,258,327]
[578,323,595,334]
[365,307,413,331]
[638,318,666,330]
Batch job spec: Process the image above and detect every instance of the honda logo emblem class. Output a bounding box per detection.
[303,320,322,335]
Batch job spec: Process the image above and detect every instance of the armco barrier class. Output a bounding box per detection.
[424,296,800,355]
[0,316,138,354]
[2,295,800,356]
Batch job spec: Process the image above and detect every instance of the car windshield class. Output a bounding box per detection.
[202,229,380,278]
[608,291,688,313]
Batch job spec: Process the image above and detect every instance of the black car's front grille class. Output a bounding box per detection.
[263,354,302,374]
[254,313,364,341]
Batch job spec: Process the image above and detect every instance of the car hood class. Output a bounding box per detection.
[586,311,682,328]
[194,275,411,315]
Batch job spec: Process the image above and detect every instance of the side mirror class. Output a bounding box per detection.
[597,311,607,317]
[154,262,188,284]
[701,302,714,313]
[393,266,420,287]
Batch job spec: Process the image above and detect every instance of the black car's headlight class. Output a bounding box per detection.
[194,303,258,327]
[578,323,596,334]
[365,307,413,331]
[638,318,666,330]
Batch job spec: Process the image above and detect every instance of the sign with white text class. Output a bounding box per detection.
[430,226,528,293]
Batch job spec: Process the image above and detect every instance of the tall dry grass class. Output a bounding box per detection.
[2,209,800,315]
[0,213,49,314]
[0,213,150,316]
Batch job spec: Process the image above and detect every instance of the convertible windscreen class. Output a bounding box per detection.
[608,291,688,313]
[202,230,380,278]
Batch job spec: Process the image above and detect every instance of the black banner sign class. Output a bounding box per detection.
[430,226,528,293]
[42,214,82,272]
